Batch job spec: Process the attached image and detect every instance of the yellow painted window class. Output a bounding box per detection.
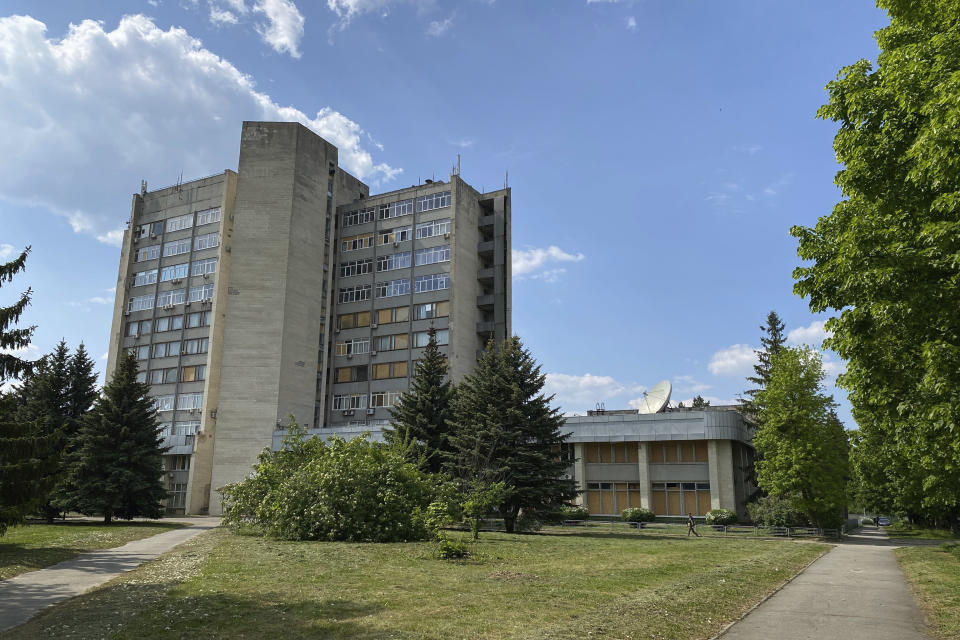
[697,491,712,515]
[356,312,371,327]
[373,364,390,379]
[681,442,695,462]
[601,490,614,514]
[667,491,682,515]
[339,314,355,330]
[664,444,678,463]
[627,444,638,463]
[588,491,602,514]
[437,300,450,317]
[394,361,408,378]
[616,483,628,511]
[337,367,352,383]
[683,491,698,514]
[653,491,667,515]
[613,443,628,463]
[395,306,409,322]
[695,441,708,462]
[377,309,393,324]
[585,443,599,463]
[335,341,346,356]
[395,333,409,349]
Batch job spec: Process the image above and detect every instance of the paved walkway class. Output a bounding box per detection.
[719,528,929,639]
[0,517,219,632]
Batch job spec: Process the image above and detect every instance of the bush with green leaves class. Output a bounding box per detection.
[556,505,590,521]
[746,495,809,528]
[219,422,440,542]
[705,509,738,526]
[621,507,655,523]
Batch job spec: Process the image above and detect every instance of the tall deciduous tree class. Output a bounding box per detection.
[71,353,166,523]
[753,347,849,528]
[0,246,54,535]
[446,337,577,533]
[385,327,453,473]
[792,0,960,528]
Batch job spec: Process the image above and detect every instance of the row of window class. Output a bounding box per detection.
[153,392,204,412]
[127,284,214,311]
[650,441,709,464]
[128,337,209,359]
[158,421,201,437]
[335,329,450,356]
[339,246,451,280]
[135,232,219,262]
[337,273,449,304]
[136,364,207,385]
[341,193,448,230]
[335,360,411,383]
[331,390,403,410]
[337,301,449,330]
[340,219,451,253]
[584,442,640,464]
[136,208,221,240]
[652,482,713,517]
[133,258,217,287]
[416,191,451,212]
[127,311,212,336]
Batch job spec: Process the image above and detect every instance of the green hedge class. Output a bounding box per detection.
[621,507,655,523]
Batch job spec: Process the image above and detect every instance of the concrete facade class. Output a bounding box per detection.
[106,122,511,515]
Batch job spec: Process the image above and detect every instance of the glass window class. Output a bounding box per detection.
[189,283,214,302]
[376,251,411,272]
[163,238,191,257]
[338,285,371,304]
[191,257,217,276]
[135,245,161,262]
[332,394,367,410]
[153,395,175,412]
[370,391,402,407]
[180,365,206,382]
[415,218,451,239]
[340,259,373,278]
[194,232,219,251]
[377,226,412,246]
[160,263,189,282]
[414,329,449,347]
[376,278,410,298]
[127,294,154,312]
[165,213,194,233]
[378,199,413,220]
[415,245,450,266]
[413,301,449,320]
[196,207,221,226]
[414,273,450,293]
[133,269,158,287]
[176,393,203,410]
[416,191,451,212]
[340,233,374,252]
[343,207,376,228]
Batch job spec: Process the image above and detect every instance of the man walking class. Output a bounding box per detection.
[687,513,701,537]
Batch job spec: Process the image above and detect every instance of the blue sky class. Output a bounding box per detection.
[0,0,889,426]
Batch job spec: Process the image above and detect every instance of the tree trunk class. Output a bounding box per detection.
[103,512,112,524]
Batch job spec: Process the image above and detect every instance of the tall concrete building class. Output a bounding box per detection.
[106,122,511,515]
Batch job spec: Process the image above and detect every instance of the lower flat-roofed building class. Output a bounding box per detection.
[563,407,756,519]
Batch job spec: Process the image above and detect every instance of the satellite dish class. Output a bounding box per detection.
[636,380,672,414]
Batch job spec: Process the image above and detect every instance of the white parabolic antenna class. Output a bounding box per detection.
[636,380,672,414]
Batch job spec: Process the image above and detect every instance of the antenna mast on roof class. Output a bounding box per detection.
[175,171,184,199]
[504,169,509,189]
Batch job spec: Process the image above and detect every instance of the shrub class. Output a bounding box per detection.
[705,509,737,526]
[555,505,590,522]
[746,495,809,527]
[621,507,655,523]
[220,422,440,542]
[436,536,470,559]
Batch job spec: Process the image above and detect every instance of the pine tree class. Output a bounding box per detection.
[446,337,577,533]
[742,311,787,411]
[72,352,166,523]
[0,246,55,535]
[50,343,99,514]
[385,327,453,473]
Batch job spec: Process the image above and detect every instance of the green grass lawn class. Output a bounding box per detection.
[0,521,185,580]
[887,523,960,540]
[897,543,960,639]
[7,526,828,640]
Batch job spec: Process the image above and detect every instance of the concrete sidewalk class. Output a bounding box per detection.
[0,517,219,632]
[719,528,929,639]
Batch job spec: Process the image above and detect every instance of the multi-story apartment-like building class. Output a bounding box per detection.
[106,122,511,515]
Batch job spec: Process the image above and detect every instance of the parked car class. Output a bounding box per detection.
[876,517,891,526]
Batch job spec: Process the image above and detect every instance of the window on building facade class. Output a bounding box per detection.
[176,393,203,410]
[168,483,187,509]
[413,329,449,347]
[376,251,411,272]
[156,289,186,307]
[374,333,409,352]
[338,284,371,304]
[163,238,191,258]
[370,391,402,407]
[135,245,161,262]
[332,394,367,410]
[180,365,206,382]
[341,233,374,252]
[171,455,191,470]
[127,319,153,336]
[378,226,412,245]
[414,273,450,293]
[196,207,221,226]
[160,263,189,282]
[335,338,370,356]
[165,213,194,233]
[335,365,368,383]
[136,371,147,383]
[194,232,220,251]
[186,310,212,328]
[340,258,373,278]
[378,199,413,220]
[586,482,649,516]
[376,305,410,325]
[155,315,184,333]
[372,361,408,380]
[416,191,451,212]
[189,283,214,302]
[584,442,640,464]
[376,278,410,298]
[128,345,151,360]
[152,341,180,358]
[415,218,451,239]
[413,301,449,320]
[336,311,371,330]
[192,257,217,276]
[182,337,208,355]
[127,294,154,312]
[343,207,376,228]
[149,368,178,385]
[154,395,175,412]
[133,269,158,287]
[175,421,201,435]
[415,245,450,266]
[649,441,709,463]
[136,221,164,239]
[651,482,712,517]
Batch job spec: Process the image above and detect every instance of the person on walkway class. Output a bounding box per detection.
[687,513,701,537]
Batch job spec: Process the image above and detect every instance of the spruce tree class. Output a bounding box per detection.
[742,311,787,411]
[0,246,55,535]
[72,352,166,523]
[447,337,577,533]
[385,327,453,473]
[50,343,99,514]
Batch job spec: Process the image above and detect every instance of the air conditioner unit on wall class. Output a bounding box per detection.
[342,409,355,416]
[366,408,375,416]
[370,350,377,356]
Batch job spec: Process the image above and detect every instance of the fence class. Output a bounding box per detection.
[559,519,845,539]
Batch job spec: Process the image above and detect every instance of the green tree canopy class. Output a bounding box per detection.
[792,0,960,527]
[71,353,166,523]
[753,347,849,528]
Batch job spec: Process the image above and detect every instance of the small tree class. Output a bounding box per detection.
[71,353,166,523]
[691,395,710,408]
[385,327,453,473]
[753,347,849,528]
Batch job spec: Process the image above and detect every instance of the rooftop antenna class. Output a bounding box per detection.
[595,401,605,415]
[505,169,509,190]
[175,170,184,199]
[636,380,672,414]
[457,154,461,176]
[140,180,148,196]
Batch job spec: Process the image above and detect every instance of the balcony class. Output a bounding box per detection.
[476,321,494,334]
[478,267,494,282]
[160,434,195,455]
[477,294,495,308]
[478,214,494,228]
[478,240,494,256]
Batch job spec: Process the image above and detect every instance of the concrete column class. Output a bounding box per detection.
[637,442,653,510]
[708,439,736,511]
[573,443,586,506]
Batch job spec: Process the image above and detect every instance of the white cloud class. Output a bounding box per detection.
[673,374,711,395]
[0,244,15,260]
[626,16,636,31]
[545,372,644,408]
[100,351,109,361]
[327,0,402,30]
[708,344,757,377]
[0,15,398,246]
[96,228,125,247]
[512,246,585,279]
[224,0,249,11]
[427,16,452,37]
[530,268,567,284]
[788,320,832,347]
[209,6,240,24]
[253,0,305,58]
[446,137,473,148]
[0,342,42,361]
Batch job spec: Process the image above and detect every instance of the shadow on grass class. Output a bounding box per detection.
[536,529,695,543]
[4,579,395,640]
